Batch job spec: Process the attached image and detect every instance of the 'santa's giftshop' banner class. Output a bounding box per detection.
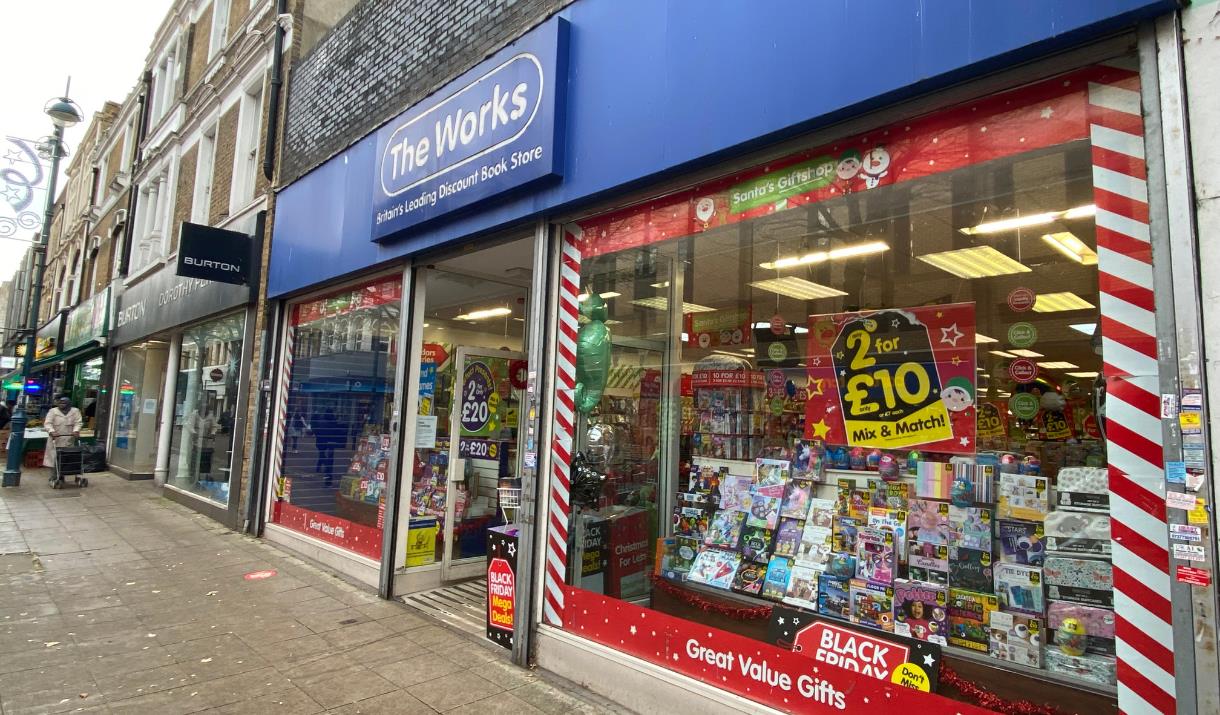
[563,588,987,714]
[372,19,568,240]
[805,303,976,454]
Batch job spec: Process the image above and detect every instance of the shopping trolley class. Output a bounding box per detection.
[50,438,87,489]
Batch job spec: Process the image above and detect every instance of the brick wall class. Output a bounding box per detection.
[209,105,239,224]
[106,140,124,189]
[174,144,197,252]
[279,0,573,183]
[188,6,213,93]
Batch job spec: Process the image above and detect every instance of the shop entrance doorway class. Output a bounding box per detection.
[398,234,534,595]
[441,346,525,581]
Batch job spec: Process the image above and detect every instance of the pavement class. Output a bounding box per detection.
[0,469,629,715]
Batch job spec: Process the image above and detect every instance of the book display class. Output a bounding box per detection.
[656,391,1119,688]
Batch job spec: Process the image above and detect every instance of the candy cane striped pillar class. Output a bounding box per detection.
[544,228,582,625]
[270,312,296,501]
[1089,64,1176,714]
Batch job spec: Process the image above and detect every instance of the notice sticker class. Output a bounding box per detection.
[1167,491,1198,511]
[1177,566,1212,587]
[1189,499,1210,525]
[1161,393,1178,419]
[1172,543,1207,562]
[1166,461,1187,485]
[1170,524,1202,542]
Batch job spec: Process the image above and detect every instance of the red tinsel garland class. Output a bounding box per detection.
[650,574,774,620]
[940,664,1062,715]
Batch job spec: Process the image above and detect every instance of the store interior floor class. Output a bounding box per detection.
[0,470,631,714]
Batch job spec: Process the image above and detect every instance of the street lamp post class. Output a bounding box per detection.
[2,94,83,487]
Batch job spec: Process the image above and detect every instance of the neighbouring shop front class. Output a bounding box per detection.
[109,258,255,525]
[264,2,1206,713]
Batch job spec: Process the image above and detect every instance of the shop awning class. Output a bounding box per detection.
[28,340,103,374]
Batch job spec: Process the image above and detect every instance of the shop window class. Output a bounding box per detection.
[547,62,1149,705]
[110,342,170,475]
[72,356,104,439]
[167,312,245,505]
[271,275,402,559]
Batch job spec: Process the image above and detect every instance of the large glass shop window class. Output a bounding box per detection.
[272,276,401,559]
[167,312,246,504]
[558,66,1137,693]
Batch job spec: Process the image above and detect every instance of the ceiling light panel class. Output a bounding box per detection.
[630,296,716,313]
[975,333,998,344]
[1069,323,1097,335]
[989,350,1018,358]
[455,307,513,321]
[577,291,622,302]
[1067,371,1100,378]
[958,204,1096,235]
[916,246,1032,279]
[759,241,888,270]
[1008,349,1043,358]
[1033,292,1095,312]
[1037,361,1079,369]
[749,277,848,300]
[1041,232,1098,265]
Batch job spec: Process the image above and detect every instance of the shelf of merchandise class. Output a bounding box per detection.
[665,576,1117,697]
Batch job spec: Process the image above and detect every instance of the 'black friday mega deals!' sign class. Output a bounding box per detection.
[805,303,977,454]
[767,605,942,693]
[562,587,984,713]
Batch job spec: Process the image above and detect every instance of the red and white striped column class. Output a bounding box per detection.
[543,228,582,625]
[270,311,296,504]
[1089,63,1176,714]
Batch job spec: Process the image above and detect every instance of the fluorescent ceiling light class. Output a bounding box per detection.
[1069,322,1097,335]
[604,319,623,325]
[1009,349,1043,358]
[630,296,716,313]
[1067,371,1100,378]
[1033,292,1094,313]
[749,277,848,300]
[712,349,753,359]
[578,291,621,302]
[958,204,1096,235]
[455,307,512,321]
[975,333,998,344]
[1042,232,1098,266]
[1038,361,1079,369]
[759,240,889,270]
[794,326,809,334]
[916,246,1032,279]
[651,281,670,288]
[422,323,430,328]
[989,350,1018,358]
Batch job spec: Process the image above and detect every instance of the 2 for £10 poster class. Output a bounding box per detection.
[805,303,976,455]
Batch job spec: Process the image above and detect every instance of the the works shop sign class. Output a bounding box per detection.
[112,256,252,345]
[371,17,569,240]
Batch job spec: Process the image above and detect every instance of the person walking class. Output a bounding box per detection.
[43,395,82,474]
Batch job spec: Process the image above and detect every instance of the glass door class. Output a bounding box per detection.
[443,347,526,581]
[399,238,534,585]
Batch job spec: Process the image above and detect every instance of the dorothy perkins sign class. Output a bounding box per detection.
[371,17,568,240]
